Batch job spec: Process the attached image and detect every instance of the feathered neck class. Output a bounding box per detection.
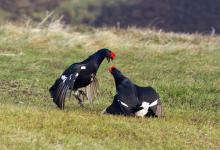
[111,68,126,86]
[85,49,107,67]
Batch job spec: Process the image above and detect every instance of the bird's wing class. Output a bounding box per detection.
[77,75,99,102]
[116,80,140,115]
[105,94,126,115]
[85,76,99,102]
[103,79,139,116]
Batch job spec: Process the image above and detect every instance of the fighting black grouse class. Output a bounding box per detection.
[103,66,163,117]
[49,48,116,109]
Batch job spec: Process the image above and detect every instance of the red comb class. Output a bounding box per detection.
[108,66,116,73]
[110,51,116,59]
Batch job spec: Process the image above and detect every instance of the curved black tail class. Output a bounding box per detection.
[49,77,64,109]
[49,72,79,109]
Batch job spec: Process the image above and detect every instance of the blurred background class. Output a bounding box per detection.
[0,0,220,34]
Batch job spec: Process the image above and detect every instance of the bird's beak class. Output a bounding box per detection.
[107,57,113,63]
[107,57,110,63]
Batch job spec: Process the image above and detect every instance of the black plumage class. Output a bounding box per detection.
[49,48,116,109]
[103,67,163,117]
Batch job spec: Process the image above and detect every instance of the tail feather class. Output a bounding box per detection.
[49,78,62,103]
[58,84,69,109]
[49,76,72,109]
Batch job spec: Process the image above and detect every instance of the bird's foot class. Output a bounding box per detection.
[79,101,84,107]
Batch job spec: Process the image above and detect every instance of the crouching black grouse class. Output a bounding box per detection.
[102,66,163,117]
[49,48,116,109]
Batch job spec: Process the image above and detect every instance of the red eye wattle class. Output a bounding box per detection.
[110,51,116,59]
[108,66,116,73]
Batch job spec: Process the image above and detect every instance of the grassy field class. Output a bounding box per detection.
[0,23,219,149]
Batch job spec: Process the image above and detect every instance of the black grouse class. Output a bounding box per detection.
[103,66,163,117]
[49,48,116,109]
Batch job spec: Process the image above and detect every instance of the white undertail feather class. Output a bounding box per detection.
[149,99,158,107]
[135,102,150,117]
[135,99,159,117]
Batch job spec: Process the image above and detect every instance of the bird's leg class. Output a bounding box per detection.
[74,91,83,107]
[75,97,84,107]
[69,89,73,101]
[74,90,86,107]
[78,90,87,107]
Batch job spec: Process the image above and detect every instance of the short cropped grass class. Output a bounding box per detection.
[0,23,219,149]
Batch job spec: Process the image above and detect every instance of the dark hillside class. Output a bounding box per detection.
[94,0,220,33]
[0,0,220,33]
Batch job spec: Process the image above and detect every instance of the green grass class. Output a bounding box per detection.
[0,23,219,149]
